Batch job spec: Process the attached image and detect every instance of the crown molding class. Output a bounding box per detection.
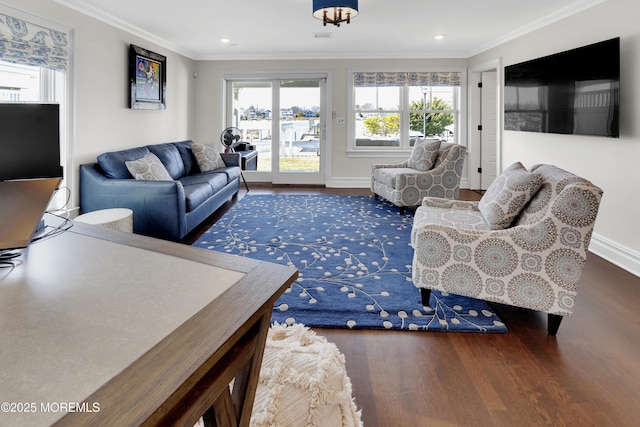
[53,0,196,59]
[466,0,607,57]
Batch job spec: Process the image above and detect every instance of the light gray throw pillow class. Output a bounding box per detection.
[191,143,225,172]
[478,162,543,229]
[407,139,440,171]
[125,153,173,181]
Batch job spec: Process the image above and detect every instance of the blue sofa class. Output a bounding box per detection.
[79,140,241,241]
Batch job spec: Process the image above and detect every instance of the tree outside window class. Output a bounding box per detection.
[409,98,454,136]
[353,71,460,150]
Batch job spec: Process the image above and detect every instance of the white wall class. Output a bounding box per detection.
[469,0,640,275]
[1,0,196,209]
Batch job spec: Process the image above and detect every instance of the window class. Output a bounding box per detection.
[0,8,71,209]
[0,61,63,102]
[351,71,462,151]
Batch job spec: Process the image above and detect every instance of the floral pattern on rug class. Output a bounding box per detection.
[193,194,506,332]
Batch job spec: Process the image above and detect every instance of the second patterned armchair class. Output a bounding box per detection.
[371,140,467,214]
[410,163,603,335]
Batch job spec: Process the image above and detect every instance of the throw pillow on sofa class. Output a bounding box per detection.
[191,143,225,172]
[125,153,173,181]
[407,139,440,171]
[478,162,543,229]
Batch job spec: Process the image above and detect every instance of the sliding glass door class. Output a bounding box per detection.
[228,76,325,185]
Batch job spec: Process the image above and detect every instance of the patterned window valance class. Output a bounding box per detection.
[0,13,70,71]
[354,71,461,87]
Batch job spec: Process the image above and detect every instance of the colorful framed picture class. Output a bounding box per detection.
[129,45,166,110]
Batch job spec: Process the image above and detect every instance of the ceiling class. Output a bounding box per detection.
[55,0,604,60]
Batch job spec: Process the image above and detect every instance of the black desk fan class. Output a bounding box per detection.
[220,127,249,191]
[220,127,242,152]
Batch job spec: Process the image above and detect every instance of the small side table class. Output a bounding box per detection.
[75,208,133,233]
[238,150,258,170]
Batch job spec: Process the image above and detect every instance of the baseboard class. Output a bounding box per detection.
[589,233,640,278]
[328,177,472,189]
[327,177,370,188]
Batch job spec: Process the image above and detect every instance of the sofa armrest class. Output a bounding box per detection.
[79,163,187,241]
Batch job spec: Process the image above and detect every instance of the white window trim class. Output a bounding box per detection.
[0,4,75,212]
[346,66,467,158]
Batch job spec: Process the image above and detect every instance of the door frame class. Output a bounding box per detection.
[224,72,332,186]
[468,59,502,190]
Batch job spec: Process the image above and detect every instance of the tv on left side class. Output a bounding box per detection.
[0,103,62,180]
[0,103,63,253]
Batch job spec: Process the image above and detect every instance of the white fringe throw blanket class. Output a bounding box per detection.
[250,323,362,427]
[196,324,362,427]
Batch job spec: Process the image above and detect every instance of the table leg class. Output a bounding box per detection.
[201,310,271,427]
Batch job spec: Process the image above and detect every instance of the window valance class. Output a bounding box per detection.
[354,71,461,87]
[0,13,69,71]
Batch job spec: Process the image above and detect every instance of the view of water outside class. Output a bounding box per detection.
[232,81,321,172]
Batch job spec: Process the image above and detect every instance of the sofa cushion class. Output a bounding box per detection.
[125,153,173,181]
[173,140,199,176]
[147,143,186,179]
[211,166,242,183]
[179,172,229,192]
[478,162,543,229]
[180,172,229,212]
[182,183,213,212]
[97,146,151,179]
[191,143,225,172]
[408,139,440,171]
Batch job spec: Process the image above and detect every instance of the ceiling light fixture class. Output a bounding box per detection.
[312,0,359,27]
[435,34,445,40]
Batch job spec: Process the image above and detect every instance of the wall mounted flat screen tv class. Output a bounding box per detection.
[0,103,62,181]
[504,37,620,138]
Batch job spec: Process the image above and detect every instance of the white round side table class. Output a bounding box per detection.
[75,208,133,233]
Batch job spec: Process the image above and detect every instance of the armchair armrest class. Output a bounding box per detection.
[372,161,409,171]
[421,197,479,210]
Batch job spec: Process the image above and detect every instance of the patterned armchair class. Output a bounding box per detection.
[410,163,603,335]
[371,140,467,214]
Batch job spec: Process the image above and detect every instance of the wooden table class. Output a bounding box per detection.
[0,215,297,426]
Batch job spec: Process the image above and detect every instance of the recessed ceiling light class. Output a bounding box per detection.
[220,38,231,44]
[435,34,445,40]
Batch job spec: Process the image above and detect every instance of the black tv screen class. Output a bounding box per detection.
[504,37,620,138]
[0,103,62,180]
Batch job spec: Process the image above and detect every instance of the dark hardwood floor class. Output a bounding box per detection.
[187,185,640,427]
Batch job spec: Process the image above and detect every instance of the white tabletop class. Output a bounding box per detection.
[0,225,244,426]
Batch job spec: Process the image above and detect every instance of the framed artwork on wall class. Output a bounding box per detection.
[129,44,166,110]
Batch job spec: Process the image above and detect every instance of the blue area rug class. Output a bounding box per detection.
[193,194,506,333]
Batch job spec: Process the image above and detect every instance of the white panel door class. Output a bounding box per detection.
[480,71,498,190]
